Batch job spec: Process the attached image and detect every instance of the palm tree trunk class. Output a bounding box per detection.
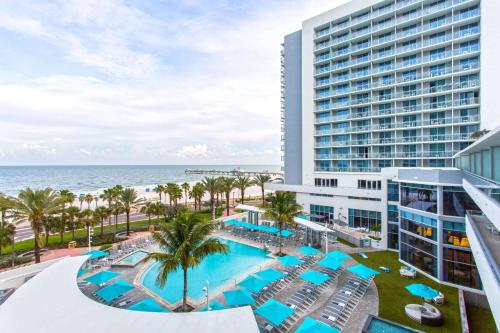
[278,223,283,255]
[226,192,230,216]
[126,210,130,236]
[72,222,75,240]
[45,229,49,248]
[100,218,104,236]
[60,230,64,244]
[241,189,245,204]
[261,186,265,206]
[34,221,41,263]
[183,268,188,311]
[11,235,15,267]
[211,196,215,221]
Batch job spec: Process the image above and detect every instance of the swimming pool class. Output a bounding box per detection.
[115,250,149,266]
[140,239,272,304]
[363,315,424,333]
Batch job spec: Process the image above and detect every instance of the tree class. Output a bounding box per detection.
[155,185,165,203]
[80,208,94,240]
[59,189,74,242]
[201,177,218,220]
[147,213,228,311]
[11,188,60,263]
[263,191,302,255]
[119,188,145,236]
[190,183,205,211]
[181,183,190,206]
[84,193,94,210]
[220,177,235,216]
[100,188,115,226]
[235,176,253,205]
[94,206,109,236]
[0,221,14,256]
[78,196,84,209]
[140,202,155,227]
[66,206,80,240]
[253,174,271,207]
[111,202,124,239]
[0,193,16,254]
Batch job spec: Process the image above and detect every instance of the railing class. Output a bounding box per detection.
[315,151,457,159]
[315,166,381,172]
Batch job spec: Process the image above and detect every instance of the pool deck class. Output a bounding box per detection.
[79,231,380,330]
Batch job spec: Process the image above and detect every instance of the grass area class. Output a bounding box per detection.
[357,251,461,333]
[336,237,358,248]
[466,304,497,333]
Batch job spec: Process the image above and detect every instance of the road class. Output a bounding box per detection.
[13,212,149,241]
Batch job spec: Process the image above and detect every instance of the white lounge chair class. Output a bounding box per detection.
[400,266,416,278]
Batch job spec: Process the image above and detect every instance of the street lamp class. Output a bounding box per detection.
[88,228,94,252]
[232,192,235,207]
[202,280,210,311]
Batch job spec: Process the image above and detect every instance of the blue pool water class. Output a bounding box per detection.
[118,250,149,264]
[140,239,271,304]
[368,318,419,333]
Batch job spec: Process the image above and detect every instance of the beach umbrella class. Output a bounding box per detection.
[198,300,227,312]
[279,230,294,237]
[237,275,268,293]
[278,255,304,267]
[81,250,107,260]
[223,288,255,307]
[256,268,285,283]
[224,219,238,226]
[317,257,344,271]
[326,250,351,261]
[298,246,321,256]
[127,298,168,313]
[296,317,340,333]
[346,264,380,280]
[299,270,330,286]
[85,270,120,285]
[96,279,134,302]
[405,283,440,299]
[255,299,295,327]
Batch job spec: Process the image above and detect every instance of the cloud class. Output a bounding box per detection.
[176,144,209,159]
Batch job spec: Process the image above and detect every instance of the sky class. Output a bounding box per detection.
[0,0,346,165]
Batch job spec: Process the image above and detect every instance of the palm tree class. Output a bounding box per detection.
[100,188,115,226]
[254,174,271,207]
[155,185,165,203]
[140,202,155,227]
[80,208,94,240]
[94,196,99,209]
[235,176,253,205]
[147,213,228,311]
[59,189,74,242]
[201,177,218,220]
[84,193,94,210]
[94,206,109,236]
[181,183,190,206]
[78,196,84,209]
[190,183,205,211]
[119,188,145,236]
[0,220,14,256]
[66,206,80,240]
[220,177,235,216]
[0,193,16,254]
[11,188,60,263]
[263,191,302,255]
[111,202,124,239]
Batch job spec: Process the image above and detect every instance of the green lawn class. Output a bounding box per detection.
[466,304,497,333]
[357,251,461,333]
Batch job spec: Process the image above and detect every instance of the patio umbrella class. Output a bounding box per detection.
[279,230,294,237]
[256,268,285,283]
[298,246,321,256]
[198,300,227,312]
[127,298,168,313]
[81,250,107,260]
[224,219,239,226]
[85,270,120,285]
[77,269,88,278]
[299,270,330,286]
[405,283,440,299]
[296,317,340,333]
[346,264,380,279]
[317,257,344,271]
[237,275,268,293]
[223,288,255,307]
[96,279,134,302]
[255,299,295,327]
[326,250,351,261]
[278,255,304,267]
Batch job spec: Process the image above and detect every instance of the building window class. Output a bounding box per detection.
[443,248,481,289]
[442,186,479,217]
[388,205,399,223]
[387,181,399,201]
[348,209,381,230]
[388,224,399,250]
[400,232,437,256]
[443,220,469,247]
[400,242,437,277]
[400,210,437,241]
[358,180,382,190]
[400,183,437,213]
[310,204,334,224]
[314,178,338,188]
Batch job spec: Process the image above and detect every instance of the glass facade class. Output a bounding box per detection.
[348,208,381,230]
[400,183,437,213]
[388,224,399,250]
[400,210,437,241]
[443,220,469,247]
[310,204,334,224]
[442,186,479,217]
[443,247,480,289]
[400,242,438,278]
[387,180,399,202]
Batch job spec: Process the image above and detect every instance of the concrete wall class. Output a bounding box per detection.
[283,30,303,185]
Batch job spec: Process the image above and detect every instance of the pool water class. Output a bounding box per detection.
[368,318,419,333]
[118,250,149,264]
[140,239,271,304]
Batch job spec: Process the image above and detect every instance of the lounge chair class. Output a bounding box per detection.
[379,266,390,273]
[405,303,443,326]
[400,266,416,278]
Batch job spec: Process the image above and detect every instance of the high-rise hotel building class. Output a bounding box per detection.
[269,0,500,300]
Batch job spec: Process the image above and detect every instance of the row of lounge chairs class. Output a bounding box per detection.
[318,276,372,330]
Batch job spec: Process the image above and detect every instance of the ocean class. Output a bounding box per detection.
[0,165,280,196]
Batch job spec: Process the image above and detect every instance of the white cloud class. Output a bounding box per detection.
[176,144,209,159]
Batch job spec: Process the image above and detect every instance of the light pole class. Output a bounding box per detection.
[232,192,235,207]
[202,280,210,310]
[324,218,329,253]
[88,228,94,252]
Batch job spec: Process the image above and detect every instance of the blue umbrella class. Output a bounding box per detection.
[85,270,120,285]
[96,279,134,302]
[198,300,227,312]
[256,268,285,283]
[224,219,239,226]
[298,246,321,255]
[77,269,88,278]
[255,299,295,327]
[278,255,304,267]
[81,250,107,260]
[326,250,351,261]
[279,230,294,237]
[317,257,344,271]
[223,288,255,307]
[237,275,268,293]
[127,298,168,312]
[296,317,340,333]
[299,270,330,286]
[405,283,440,299]
[346,264,380,279]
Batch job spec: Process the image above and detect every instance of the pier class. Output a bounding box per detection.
[184,168,283,177]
